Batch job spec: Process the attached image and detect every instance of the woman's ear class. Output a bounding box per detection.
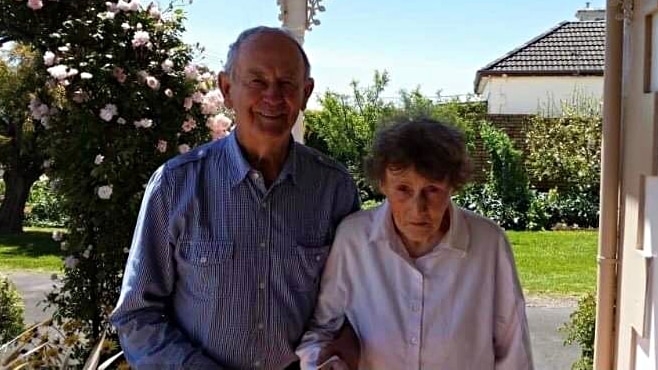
[377,178,388,197]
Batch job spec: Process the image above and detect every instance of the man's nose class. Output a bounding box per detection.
[262,83,284,103]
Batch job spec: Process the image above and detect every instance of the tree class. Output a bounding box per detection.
[305,70,395,201]
[0,0,229,360]
[305,73,489,203]
[398,88,485,153]
[0,44,49,233]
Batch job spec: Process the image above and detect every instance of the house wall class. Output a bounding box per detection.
[615,0,658,367]
[479,75,603,116]
[634,179,658,369]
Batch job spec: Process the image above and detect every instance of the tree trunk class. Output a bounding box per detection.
[0,170,37,234]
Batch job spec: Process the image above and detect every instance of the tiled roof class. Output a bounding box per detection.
[475,21,605,91]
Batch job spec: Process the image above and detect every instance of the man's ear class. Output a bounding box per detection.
[301,77,315,111]
[218,72,233,109]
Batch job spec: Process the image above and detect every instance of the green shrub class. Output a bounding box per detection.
[0,275,24,343]
[304,71,395,203]
[361,199,383,210]
[560,292,596,370]
[305,74,486,205]
[527,188,599,230]
[24,176,67,227]
[525,106,601,193]
[460,122,530,230]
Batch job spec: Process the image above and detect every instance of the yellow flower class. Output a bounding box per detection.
[63,334,80,347]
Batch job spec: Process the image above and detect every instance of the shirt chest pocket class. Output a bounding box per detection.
[176,240,234,298]
[287,244,331,292]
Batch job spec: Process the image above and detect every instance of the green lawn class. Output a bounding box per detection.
[508,230,598,298]
[1,227,598,297]
[0,227,62,272]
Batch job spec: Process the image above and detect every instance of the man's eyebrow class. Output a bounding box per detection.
[243,68,264,76]
[241,67,303,79]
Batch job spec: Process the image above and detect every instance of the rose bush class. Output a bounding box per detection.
[0,0,231,358]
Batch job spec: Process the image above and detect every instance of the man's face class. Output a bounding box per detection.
[219,32,314,141]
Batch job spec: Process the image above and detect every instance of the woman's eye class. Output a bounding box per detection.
[396,186,410,194]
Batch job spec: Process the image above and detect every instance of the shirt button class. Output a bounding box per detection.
[199,256,207,264]
[315,255,322,261]
[259,282,266,289]
[257,323,264,330]
[259,241,266,248]
[410,337,419,345]
[253,360,262,368]
[250,171,260,180]
[411,302,421,312]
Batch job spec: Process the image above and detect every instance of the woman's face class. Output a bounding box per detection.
[380,167,452,252]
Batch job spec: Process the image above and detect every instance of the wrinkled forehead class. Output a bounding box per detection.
[234,32,307,78]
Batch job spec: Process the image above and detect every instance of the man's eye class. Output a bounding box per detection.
[279,81,297,91]
[249,79,266,87]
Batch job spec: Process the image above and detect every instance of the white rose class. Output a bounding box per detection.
[97,185,113,199]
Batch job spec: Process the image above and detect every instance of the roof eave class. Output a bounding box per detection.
[478,69,604,77]
[474,69,604,94]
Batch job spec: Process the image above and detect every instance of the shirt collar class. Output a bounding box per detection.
[226,132,298,187]
[226,133,252,187]
[369,199,470,258]
[278,139,298,186]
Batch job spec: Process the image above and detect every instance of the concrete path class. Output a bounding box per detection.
[5,271,57,325]
[527,303,580,369]
[5,271,581,369]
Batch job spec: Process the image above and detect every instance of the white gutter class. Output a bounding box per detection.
[594,0,623,368]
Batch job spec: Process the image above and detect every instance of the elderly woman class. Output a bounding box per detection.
[296,119,533,369]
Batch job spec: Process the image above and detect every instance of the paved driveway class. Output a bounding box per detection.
[5,271,581,369]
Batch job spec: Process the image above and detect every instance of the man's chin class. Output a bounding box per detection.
[254,118,294,137]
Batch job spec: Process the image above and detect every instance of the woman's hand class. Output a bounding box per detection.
[317,355,350,370]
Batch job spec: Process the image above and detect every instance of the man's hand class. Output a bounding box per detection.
[318,355,349,370]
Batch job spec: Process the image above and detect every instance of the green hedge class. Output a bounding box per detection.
[0,275,24,343]
[560,292,596,370]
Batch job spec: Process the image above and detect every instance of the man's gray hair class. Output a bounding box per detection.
[224,26,311,80]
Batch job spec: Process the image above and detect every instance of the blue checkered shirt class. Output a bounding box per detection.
[111,133,359,369]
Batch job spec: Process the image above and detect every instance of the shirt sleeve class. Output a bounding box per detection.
[110,166,222,369]
[296,225,350,369]
[494,233,535,370]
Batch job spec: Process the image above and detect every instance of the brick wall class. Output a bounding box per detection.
[471,113,563,190]
[470,114,532,183]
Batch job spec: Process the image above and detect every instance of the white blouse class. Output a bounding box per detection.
[296,201,534,370]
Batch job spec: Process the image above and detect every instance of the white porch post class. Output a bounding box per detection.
[277,0,325,143]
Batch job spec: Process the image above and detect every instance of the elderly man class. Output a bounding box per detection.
[111,26,360,369]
